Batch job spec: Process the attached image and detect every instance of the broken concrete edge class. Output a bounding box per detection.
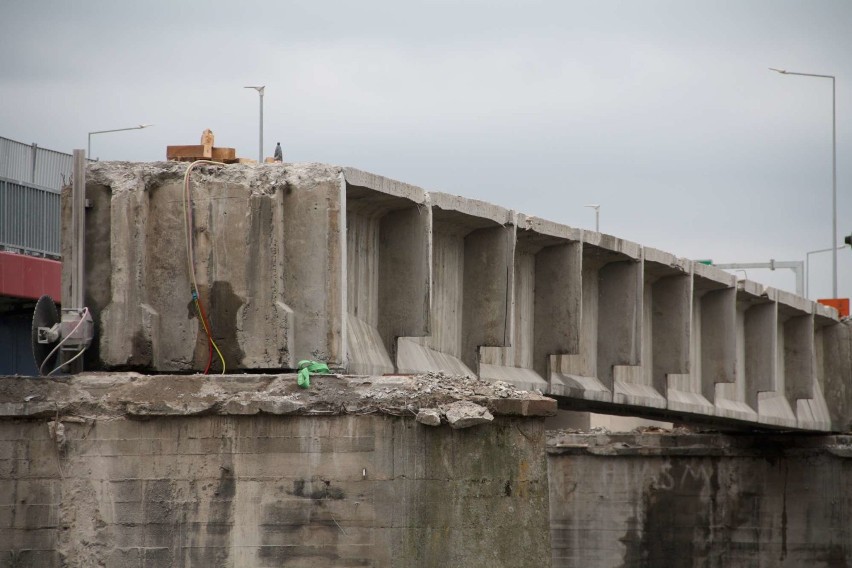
[546,430,852,458]
[343,167,428,205]
[516,213,582,242]
[86,160,344,195]
[429,191,515,226]
[0,372,556,422]
[643,246,690,273]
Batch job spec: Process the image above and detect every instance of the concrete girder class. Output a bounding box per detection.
[64,162,851,432]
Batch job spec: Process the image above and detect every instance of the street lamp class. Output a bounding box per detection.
[244,85,265,163]
[87,124,152,160]
[770,67,837,297]
[805,245,849,298]
[584,204,600,232]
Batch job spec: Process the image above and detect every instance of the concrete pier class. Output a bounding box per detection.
[0,373,554,567]
[547,430,852,567]
[64,162,852,432]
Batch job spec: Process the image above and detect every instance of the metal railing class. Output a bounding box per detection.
[0,177,61,258]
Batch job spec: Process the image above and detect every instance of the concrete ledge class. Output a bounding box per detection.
[343,167,429,204]
[550,372,612,402]
[546,430,852,457]
[0,372,555,421]
[429,191,514,226]
[694,262,737,287]
[516,213,582,242]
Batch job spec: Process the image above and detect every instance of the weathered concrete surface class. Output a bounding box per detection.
[0,373,554,567]
[64,161,852,432]
[548,430,852,567]
[63,161,345,372]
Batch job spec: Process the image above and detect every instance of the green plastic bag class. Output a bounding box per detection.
[297,360,330,388]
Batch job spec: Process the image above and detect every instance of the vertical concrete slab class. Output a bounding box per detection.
[427,226,465,360]
[533,240,582,378]
[242,194,295,369]
[62,181,111,369]
[597,259,642,387]
[796,302,852,432]
[480,217,582,392]
[378,205,431,360]
[771,291,828,431]
[689,264,742,421]
[701,288,737,400]
[396,224,472,376]
[631,248,690,411]
[280,168,345,368]
[548,233,640,403]
[815,307,852,432]
[398,193,514,378]
[548,243,605,400]
[463,223,514,371]
[600,258,645,404]
[782,313,816,402]
[63,181,160,369]
[738,286,796,429]
[343,171,431,374]
[744,300,776,409]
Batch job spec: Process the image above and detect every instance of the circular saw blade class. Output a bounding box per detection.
[32,295,60,375]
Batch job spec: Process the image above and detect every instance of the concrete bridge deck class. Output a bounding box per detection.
[65,162,852,432]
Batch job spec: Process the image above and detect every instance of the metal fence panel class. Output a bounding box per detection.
[0,136,73,191]
[34,147,74,190]
[0,137,34,184]
[0,177,61,257]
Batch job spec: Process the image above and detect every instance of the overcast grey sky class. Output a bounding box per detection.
[2,0,851,299]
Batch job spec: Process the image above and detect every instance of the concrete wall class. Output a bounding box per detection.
[65,162,852,432]
[548,431,852,568]
[0,374,553,567]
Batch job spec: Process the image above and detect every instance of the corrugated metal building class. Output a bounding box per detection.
[0,136,70,375]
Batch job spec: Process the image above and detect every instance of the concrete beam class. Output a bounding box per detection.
[66,162,852,432]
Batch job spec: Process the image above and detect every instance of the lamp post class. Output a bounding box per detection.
[805,245,849,298]
[87,124,152,160]
[584,204,600,232]
[770,67,837,297]
[244,85,265,163]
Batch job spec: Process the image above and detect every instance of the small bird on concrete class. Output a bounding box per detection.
[274,142,283,162]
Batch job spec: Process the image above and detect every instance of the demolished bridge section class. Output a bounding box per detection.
[65,161,852,432]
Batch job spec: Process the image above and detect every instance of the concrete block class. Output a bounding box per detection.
[67,162,348,372]
[416,408,442,426]
[443,401,494,428]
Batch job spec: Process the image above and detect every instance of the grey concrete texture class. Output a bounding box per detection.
[0,373,553,567]
[0,372,556,421]
[65,162,852,432]
[547,430,852,567]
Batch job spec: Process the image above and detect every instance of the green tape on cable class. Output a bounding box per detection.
[297,360,330,388]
